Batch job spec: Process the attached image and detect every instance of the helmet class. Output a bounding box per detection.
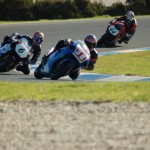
[126,11,135,21]
[84,34,97,49]
[33,31,44,45]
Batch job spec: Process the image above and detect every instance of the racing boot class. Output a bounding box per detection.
[16,64,30,75]
[123,40,128,44]
[119,36,129,44]
[118,39,123,44]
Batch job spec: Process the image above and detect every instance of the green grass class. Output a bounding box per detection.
[84,51,150,76]
[0,82,150,102]
[0,51,150,102]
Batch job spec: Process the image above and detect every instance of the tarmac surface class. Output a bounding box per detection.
[0,17,150,82]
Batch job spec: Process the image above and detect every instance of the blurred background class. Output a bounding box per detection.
[0,0,149,21]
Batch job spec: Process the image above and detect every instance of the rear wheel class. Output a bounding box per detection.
[50,60,75,80]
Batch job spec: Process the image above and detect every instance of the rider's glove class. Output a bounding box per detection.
[64,39,73,45]
[83,61,94,70]
[10,33,20,40]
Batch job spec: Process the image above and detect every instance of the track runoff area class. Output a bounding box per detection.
[29,47,150,82]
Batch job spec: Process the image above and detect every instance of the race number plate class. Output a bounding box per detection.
[15,43,30,58]
[108,25,119,36]
[73,45,89,63]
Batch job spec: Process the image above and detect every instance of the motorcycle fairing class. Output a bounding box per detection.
[40,45,76,75]
[108,25,119,36]
[0,44,11,57]
[72,43,90,63]
[40,41,90,76]
[15,42,30,58]
[19,38,32,52]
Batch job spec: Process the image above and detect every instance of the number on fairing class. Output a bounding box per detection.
[15,43,29,58]
[75,49,86,60]
[73,48,87,63]
[108,25,119,36]
[18,48,25,53]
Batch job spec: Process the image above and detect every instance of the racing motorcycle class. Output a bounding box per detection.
[34,40,90,80]
[97,20,126,47]
[0,38,31,72]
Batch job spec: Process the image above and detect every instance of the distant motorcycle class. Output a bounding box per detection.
[97,20,126,47]
[34,40,90,80]
[0,38,31,72]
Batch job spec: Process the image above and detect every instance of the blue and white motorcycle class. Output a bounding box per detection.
[34,40,90,80]
[0,38,31,72]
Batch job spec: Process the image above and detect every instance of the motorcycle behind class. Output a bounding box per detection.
[97,20,126,47]
[0,38,31,72]
[34,40,90,80]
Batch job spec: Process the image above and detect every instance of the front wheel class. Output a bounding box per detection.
[34,64,43,79]
[97,32,109,46]
[97,32,115,47]
[50,60,75,80]
[0,55,16,72]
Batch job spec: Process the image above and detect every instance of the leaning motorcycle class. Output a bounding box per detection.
[97,20,126,47]
[0,38,31,72]
[34,40,90,80]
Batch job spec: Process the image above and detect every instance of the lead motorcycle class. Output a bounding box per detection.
[34,40,90,80]
[97,20,126,47]
[0,38,31,72]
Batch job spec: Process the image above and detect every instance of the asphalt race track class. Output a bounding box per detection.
[0,17,150,82]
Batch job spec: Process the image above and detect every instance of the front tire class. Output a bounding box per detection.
[34,64,43,79]
[97,32,109,46]
[97,32,115,47]
[0,55,16,72]
[50,60,75,80]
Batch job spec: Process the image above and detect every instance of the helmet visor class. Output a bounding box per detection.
[86,41,97,49]
[33,35,43,45]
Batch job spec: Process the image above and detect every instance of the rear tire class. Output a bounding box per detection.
[50,60,75,80]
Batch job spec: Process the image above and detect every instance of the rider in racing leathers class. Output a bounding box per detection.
[110,11,137,44]
[42,34,98,80]
[1,31,44,75]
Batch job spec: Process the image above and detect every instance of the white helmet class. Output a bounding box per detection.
[126,11,135,21]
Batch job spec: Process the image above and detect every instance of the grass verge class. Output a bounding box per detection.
[0,82,150,102]
[84,50,150,76]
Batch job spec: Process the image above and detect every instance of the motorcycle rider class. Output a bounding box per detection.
[43,34,98,80]
[110,11,137,44]
[1,31,44,74]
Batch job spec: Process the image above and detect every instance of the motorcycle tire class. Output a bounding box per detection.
[50,60,75,80]
[97,33,109,46]
[34,64,43,79]
[0,55,16,72]
[97,32,115,47]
